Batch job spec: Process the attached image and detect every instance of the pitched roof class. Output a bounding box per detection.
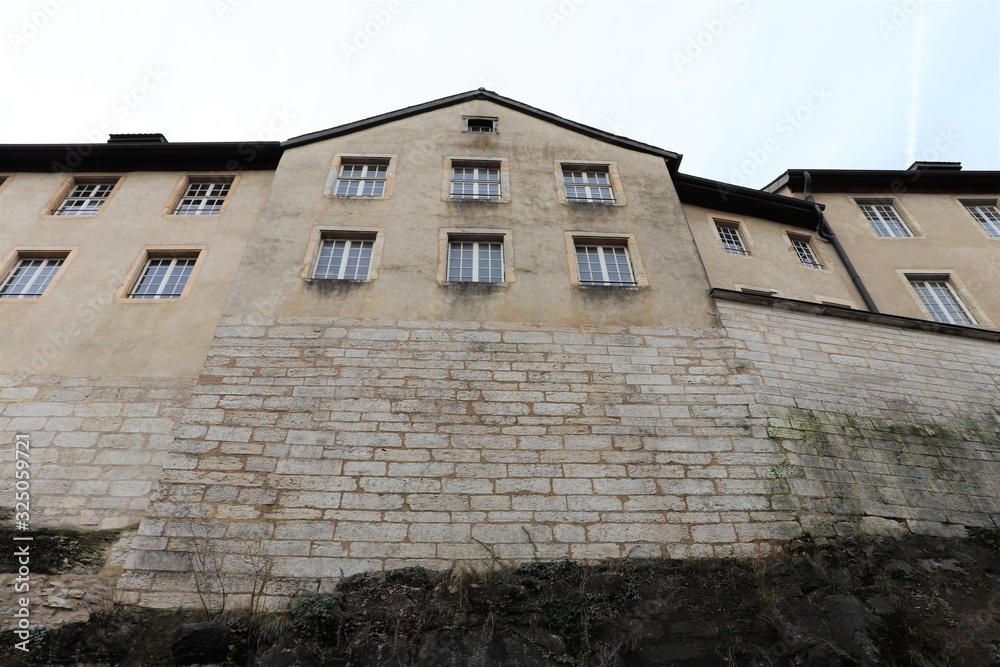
[282,89,683,168]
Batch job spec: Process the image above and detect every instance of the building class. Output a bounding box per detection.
[1,90,997,610]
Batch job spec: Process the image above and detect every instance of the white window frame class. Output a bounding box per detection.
[303,228,383,283]
[462,116,498,134]
[906,276,977,326]
[566,233,646,288]
[52,178,119,216]
[447,239,505,283]
[450,164,502,200]
[962,201,1000,238]
[129,257,198,299]
[117,247,205,302]
[857,200,913,238]
[324,155,396,200]
[438,228,514,286]
[715,221,749,256]
[556,161,625,206]
[335,162,388,197]
[575,244,634,285]
[789,236,821,268]
[313,237,375,281]
[563,168,614,203]
[0,254,69,299]
[173,177,234,215]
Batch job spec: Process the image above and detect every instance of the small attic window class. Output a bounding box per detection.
[463,117,498,134]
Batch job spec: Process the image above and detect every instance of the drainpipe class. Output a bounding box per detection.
[804,171,879,313]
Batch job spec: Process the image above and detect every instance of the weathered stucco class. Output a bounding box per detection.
[0,170,273,377]
[225,100,716,328]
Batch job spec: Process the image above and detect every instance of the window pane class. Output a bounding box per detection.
[130,257,196,299]
[335,162,388,197]
[313,239,373,280]
[910,279,976,325]
[860,204,912,238]
[0,258,65,298]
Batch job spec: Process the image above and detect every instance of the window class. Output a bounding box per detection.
[463,117,498,134]
[790,237,821,268]
[129,256,198,299]
[447,239,504,283]
[0,255,67,299]
[53,178,118,216]
[563,167,614,203]
[313,238,374,281]
[335,161,388,197]
[964,202,1000,238]
[858,201,913,237]
[575,244,635,286]
[451,164,501,200]
[174,178,233,215]
[908,278,977,325]
[715,222,749,255]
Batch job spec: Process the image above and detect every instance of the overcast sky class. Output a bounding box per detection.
[2,0,997,188]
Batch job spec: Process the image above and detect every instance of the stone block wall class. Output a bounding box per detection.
[118,306,1000,609]
[717,301,1000,538]
[119,315,788,608]
[4,303,997,610]
[0,376,194,529]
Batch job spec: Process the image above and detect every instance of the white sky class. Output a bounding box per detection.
[1,0,997,187]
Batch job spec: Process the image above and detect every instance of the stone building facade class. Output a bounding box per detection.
[1,90,997,609]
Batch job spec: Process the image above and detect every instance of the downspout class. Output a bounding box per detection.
[804,171,880,313]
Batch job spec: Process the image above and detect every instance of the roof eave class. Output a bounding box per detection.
[674,172,819,230]
[282,89,682,166]
[0,142,283,173]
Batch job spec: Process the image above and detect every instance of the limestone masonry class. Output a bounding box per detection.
[1,90,997,609]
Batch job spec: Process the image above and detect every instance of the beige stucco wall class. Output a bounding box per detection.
[0,170,273,377]
[224,100,716,328]
[813,192,1000,327]
[683,204,862,306]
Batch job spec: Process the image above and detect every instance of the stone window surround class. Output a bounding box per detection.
[854,197,923,239]
[554,160,626,206]
[713,218,752,256]
[564,231,647,288]
[462,116,498,134]
[437,227,514,286]
[114,246,206,303]
[42,175,124,218]
[302,227,385,283]
[959,198,1000,239]
[163,174,240,217]
[323,154,398,200]
[0,246,77,301]
[899,269,990,328]
[442,156,510,203]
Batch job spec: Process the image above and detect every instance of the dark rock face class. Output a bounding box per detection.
[3,530,1000,666]
[171,620,232,665]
